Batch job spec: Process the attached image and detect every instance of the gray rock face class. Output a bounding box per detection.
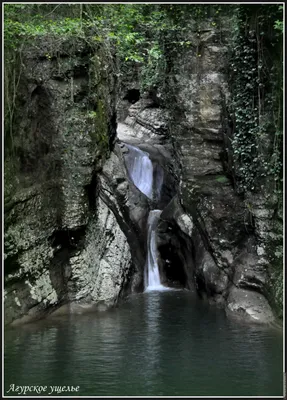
[117,98,169,145]
[244,191,283,318]
[4,37,131,325]
[68,196,132,305]
[116,17,280,324]
[226,287,275,324]
[161,20,278,323]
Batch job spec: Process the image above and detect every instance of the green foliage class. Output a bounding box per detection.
[5,17,84,40]
[102,5,184,91]
[274,19,283,32]
[215,175,229,184]
[4,4,283,174]
[4,5,86,50]
[274,6,284,33]
[88,99,109,158]
[229,5,283,194]
[4,4,232,96]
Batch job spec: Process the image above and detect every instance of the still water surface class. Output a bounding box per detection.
[5,290,283,396]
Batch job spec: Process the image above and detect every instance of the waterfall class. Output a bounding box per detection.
[123,142,168,292]
[145,210,167,291]
[124,144,153,199]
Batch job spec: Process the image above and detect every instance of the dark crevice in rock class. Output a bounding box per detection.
[158,241,189,289]
[49,248,71,305]
[74,86,89,104]
[123,89,140,104]
[31,85,48,99]
[73,63,89,79]
[238,278,266,294]
[84,174,98,211]
[50,226,87,250]
[109,112,118,149]
[194,271,220,298]
[4,255,21,277]
[16,84,59,181]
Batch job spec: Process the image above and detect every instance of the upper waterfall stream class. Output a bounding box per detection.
[124,144,154,199]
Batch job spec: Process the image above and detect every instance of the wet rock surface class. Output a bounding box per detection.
[226,287,275,324]
[115,19,279,324]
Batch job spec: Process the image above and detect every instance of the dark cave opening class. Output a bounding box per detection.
[123,89,140,104]
[158,243,188,289]
[50,226,86,251]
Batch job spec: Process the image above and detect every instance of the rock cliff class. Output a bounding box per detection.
[4,37,130,324]
[4,10,282,325]
[115,16,282,323]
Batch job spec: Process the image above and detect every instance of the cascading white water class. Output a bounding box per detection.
[124,144,153,199]
[123,142,168,291]
[145,210,167,291]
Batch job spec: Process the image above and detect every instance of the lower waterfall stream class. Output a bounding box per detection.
[145,210,167,291]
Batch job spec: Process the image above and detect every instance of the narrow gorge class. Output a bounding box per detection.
[4,3,283,397]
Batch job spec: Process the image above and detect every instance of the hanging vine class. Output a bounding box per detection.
[229,5,283,196]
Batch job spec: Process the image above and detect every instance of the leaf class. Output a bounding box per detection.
[216,175,229,184]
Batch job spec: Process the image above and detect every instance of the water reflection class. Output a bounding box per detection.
[5,291,283,396]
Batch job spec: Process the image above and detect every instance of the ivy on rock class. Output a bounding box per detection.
[229,5,283,196]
